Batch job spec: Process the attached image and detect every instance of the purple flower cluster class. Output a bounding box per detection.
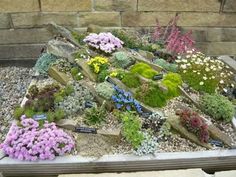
[83,32,124,53]
[1,115,75,161]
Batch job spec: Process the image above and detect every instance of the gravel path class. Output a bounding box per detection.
[0,66,33,143]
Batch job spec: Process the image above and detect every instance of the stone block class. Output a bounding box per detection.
[0,13,10,29]
[97,128,121,143]
[138,0,220,12]
[206,42,236,56]
[207,28,236,42]
[121,12,236,27]
[48,66,71,85]
[215,170,236,177]
[0,0,39,12]
[11,13,79,28]
[223,0,236,12]
[56,119,77,131]
[41,0,92,12]
[0,28,52,44]
[0,44,43,59]
[79,12,120,27]
[95,0,137,11]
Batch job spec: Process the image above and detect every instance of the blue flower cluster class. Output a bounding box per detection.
[111,86,142,113]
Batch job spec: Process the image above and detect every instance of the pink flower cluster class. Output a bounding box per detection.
[1,115,75,161]
[83,32,123,53]
[152,15,195,55]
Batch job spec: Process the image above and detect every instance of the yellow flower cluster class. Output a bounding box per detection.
[87,56,108,73]
[110,71,118,77]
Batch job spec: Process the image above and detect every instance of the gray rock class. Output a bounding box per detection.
[47,39,78,62]
[56,119,77,131]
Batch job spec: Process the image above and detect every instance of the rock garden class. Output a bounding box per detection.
[1,15,236,161]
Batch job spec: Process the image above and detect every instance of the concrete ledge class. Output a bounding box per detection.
[0,149,236,176]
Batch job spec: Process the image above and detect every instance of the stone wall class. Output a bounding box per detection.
[0,0,236,60]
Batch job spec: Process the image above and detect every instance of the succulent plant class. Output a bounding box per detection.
[113,51,134,69]
[51,58,73,73]
[142,112,166,133]
[153,58,178,72]
[95,82,115,100]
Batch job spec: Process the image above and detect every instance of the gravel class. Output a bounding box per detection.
[0,66,33,143]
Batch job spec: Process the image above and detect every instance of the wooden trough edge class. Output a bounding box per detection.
[0,149,236,176]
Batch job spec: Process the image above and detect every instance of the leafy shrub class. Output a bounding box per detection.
[83,32,123,53]
[111,86,142,113]
[130,62,158,79]
[153,58,178,72]
[177,51,234,93]
[113,51,134,69]
[136,83,167,108]
[95,82,115,100]
[34,53,58,75]
[119,112,144,149]
[70,67,84,81]
[87,56,109,74]
[97,69,109,82]
[2,115,75,161]
[200,94,235,122]
[162,72,182,98]
[152,14,195,55]
[176,108,209,143]
[85,102,106,125]
[121,72,141,88]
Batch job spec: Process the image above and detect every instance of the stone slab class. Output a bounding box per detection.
[48,66,71,85]
[58,169,208,177]
[79,12,120,27]
[218,55,236,71]
[215,170,236,177]
[223,0,236,12]
[0,28,52,44]
[138,0,220,12]
[0,13,10,29]
[121,12,236,27]
[95,0,137,11]
[11,13,79,28]
[41,0,92,12]
[0,0,39,12]
[0,44,43,59]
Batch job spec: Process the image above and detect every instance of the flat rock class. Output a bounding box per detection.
[48,66,71,85]
[76,133,117,157]
[47,39,78,62]
[218,55,236,72]
[76,60,97,82]
[47,22,80,47]
[56,119,77,131]
[138,49,155,60]
[97,128,121,143]
[167,116,212,149]
[208,124,233,147]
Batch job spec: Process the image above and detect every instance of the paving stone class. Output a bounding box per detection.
[58,168,209,177]
[215,170,236,177]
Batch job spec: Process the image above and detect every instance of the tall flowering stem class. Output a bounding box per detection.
[1,115,75,161]
[152,14,195,55]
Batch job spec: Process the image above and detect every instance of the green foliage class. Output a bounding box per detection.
[119,112,144,149]
[70,67,84,81]
[113,52,133,69]
[95,82,115,100]
[162,73,182,98]
[153,58,178,72]
[130,62,158,79]
[97,69,109,82]
[13,106,25,120]
[34,53,58,75]
[51,58,73,73]
[200,94,235,122]
[136,83,167,108]
[112,30,155,52]
[121,72,141,88]
[177,51,234,93]
[72,31,86,45]
[54,85,74,103]
[24,108,35,118]
[85,102,106,125]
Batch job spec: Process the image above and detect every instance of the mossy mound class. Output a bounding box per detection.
[130,62,158,79]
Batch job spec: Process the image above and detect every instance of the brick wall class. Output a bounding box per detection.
[0,0,236,60]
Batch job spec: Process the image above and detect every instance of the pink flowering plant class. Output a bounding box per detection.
[83,32,124,53]
[1,115,75,161]
[152,14,195,56]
